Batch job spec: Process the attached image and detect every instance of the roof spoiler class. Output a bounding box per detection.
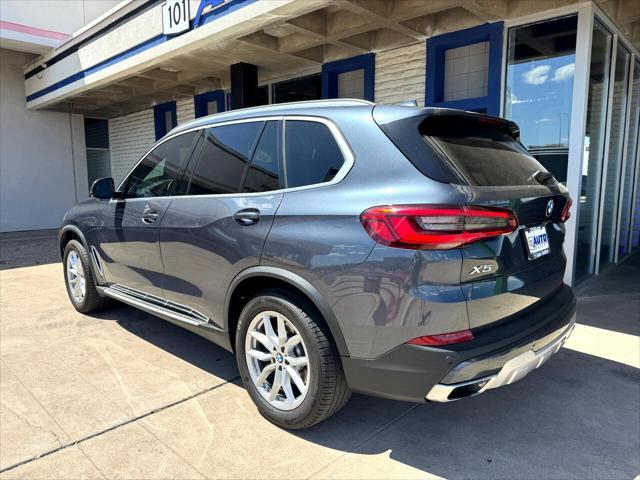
[423,111,521,141]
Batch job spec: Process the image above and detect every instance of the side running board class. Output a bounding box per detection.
[99,284,223,332]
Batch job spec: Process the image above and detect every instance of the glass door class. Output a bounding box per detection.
[504,15,578,185]
[575,20,612,283]
[598,43,630,270]
[618,60,640,257]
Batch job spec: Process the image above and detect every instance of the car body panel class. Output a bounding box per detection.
[260,106,469,358]
[93,197,171,297]
[159,193,283,328]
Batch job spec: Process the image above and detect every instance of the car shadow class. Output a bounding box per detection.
[90,298,639,479]
[298,348,640,479]
[83,251,640,479]
[87,303,238,380]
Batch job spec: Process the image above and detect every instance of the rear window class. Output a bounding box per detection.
[380,113,555,187]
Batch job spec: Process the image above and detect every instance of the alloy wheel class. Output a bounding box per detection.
[244,310,310,410]
[66,250,86,304]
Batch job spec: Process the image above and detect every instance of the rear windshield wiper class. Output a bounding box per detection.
[529,170,555,185]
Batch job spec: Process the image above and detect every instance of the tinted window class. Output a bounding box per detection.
[378,113,555,187]
[243,121,281,192]
[188,122,264,195]
[273,74,321,103]
[285,121,344,188]
[420,116,553,187]
[124,131,199,198]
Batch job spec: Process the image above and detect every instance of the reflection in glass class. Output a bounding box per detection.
[504,15,577,184]
[619,61,640,255]
[575,21,612,282]
[599,44,630,268]
[84,118,111,187]
[273,74,321,103]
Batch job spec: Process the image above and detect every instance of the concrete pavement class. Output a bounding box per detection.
[0,231,638,479]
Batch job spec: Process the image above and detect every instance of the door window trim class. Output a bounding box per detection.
[116,115,355,200]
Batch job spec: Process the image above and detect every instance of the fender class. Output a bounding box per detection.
[224,266,350,357]
[59,224,88,257]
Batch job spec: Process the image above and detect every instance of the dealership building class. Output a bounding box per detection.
[1,0,639,285]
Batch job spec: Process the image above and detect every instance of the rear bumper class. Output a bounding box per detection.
[426,320,574,401]
[341,285,576,403]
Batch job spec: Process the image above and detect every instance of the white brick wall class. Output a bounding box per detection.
[375,43,426,106]
[108,108,155,183]
[176,98,195,125]
[108,99,194,184]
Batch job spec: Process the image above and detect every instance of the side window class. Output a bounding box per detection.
[124,131,200,198]
[243,121,281,193]
[284,121,345,188]
[188,122,264,195]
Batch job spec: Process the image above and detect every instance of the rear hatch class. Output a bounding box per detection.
[375,108,571,329]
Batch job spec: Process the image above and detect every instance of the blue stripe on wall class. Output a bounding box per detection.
[26,0,257,103]
[24,0,161,80]
[27,35,166,102]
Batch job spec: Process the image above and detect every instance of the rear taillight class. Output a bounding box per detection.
[561,197,572,222]
[360,204,518,250]
[406,329,475,346]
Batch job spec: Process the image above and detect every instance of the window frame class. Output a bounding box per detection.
[321,53,375,102]
[194,90,226,118]
[425,22,504,115]
[153,101,177,140]
[116,116,354,200]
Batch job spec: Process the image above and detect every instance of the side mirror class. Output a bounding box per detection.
[90,177,115,199]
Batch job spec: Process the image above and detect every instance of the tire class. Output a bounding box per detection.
[235,289,351,429]
[63,239,108,313]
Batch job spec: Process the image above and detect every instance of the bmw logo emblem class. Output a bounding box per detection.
[546,199,554,218]
[275,353,284,363]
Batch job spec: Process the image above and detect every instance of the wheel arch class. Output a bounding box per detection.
[59,224,103,283]
[225,267,349,357]
[59,225,88,258]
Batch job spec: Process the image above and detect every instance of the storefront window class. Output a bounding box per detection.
[504,15,577,184]
[575,20,612,282]
[84,118,110,188]
[619,60,640,256]
[599,43,630,269]
[273,74,321,103]
[255,85,269,106]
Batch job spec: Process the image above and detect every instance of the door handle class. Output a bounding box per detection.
[233,208,260,225]
[142,208,159,224]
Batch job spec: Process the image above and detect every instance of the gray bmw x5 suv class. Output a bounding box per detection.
[60,99,576,429]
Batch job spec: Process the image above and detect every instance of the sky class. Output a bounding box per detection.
[504,53,576,149]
